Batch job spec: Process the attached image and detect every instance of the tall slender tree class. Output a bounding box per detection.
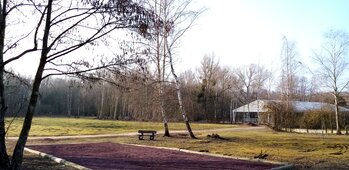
[157,0,204,138]
[141,0,171,136]
[313,29,349,135]
[279,36,300,130]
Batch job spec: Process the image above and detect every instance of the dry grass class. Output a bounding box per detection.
[5,142,76,170]
[26,128,349,170]
[5,117,237,137]
[6,117,349,169]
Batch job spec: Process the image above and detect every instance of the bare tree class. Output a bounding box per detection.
[180,70,200,120]
[279,36,300,130]
[158,0,204,138]
[235,64,258,121]
[234,64,270,123]
[236,64,257,102]
[1,0,154,168]
[140,0,172,136]
[313,29,349,135]
[197,57,235,122]
[214,66,234,122]
[0,0,43,168]
[252,65,271,99]
[228,71,240,124]
[279,36,300,104]
[197,54,219,121]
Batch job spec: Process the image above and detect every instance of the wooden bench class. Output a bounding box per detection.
[138,130,157,140]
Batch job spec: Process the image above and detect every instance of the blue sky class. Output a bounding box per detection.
[8,0,349,78]
[178,0,349,73]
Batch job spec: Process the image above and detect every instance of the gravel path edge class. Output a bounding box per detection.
[24,147,91,170]
[124,143,295,170]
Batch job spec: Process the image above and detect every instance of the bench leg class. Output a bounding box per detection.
[138,135,144,140]
[150,135,154,140]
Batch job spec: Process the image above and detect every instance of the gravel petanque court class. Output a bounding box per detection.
[27,142,282,170]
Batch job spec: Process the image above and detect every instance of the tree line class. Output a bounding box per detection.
[6,52,343,124]
[6,28,349,138]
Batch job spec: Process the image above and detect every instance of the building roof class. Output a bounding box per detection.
[233,100,349,113]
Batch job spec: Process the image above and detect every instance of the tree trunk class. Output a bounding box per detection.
[10,1,52,168]
[162,111,170,137]
[0,117,9,170]
[167,43,196,139]
[77,88,80,118]
[82,90,86,116]
[67,85,72,117]
[330,113,333,134]
[0,34,9,170]
[161,92,170,137]
[0,0,10,168]
[214,92,217,122]
[122,96,126,119]
[113,95,118,120]
[158,10,170,136]
[334,95,341,135]
[99,84,104,119]
[159,77,170,137]
[229,96,233,124]
[203,93,208,122]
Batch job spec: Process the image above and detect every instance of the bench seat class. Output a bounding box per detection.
[138,130,157,140]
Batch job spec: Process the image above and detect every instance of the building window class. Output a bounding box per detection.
[250,112,258,118]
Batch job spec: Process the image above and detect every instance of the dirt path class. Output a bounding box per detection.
[8,126,267,140]
[27,142,280,170]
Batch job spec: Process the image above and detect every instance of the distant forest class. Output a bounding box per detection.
[6,55,345,122]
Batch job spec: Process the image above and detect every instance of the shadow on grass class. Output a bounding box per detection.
[18,155,76,170]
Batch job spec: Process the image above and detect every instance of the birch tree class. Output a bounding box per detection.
[140,0,172,136]
[153,0,204,138]
[314,29,349,135]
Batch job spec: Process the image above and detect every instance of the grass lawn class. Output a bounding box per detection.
[5,117,349,169]
[5,117,237,136]
[26,127,349,170]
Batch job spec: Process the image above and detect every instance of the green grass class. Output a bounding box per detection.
[5,117,237,137]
